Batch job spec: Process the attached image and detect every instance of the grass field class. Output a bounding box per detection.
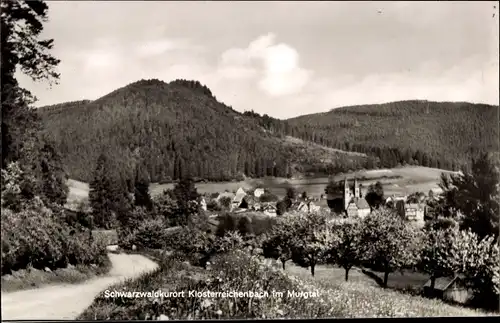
[67,166,455,204]
[285,262,429,294]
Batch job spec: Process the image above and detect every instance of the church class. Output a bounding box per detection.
[343,178,371,218]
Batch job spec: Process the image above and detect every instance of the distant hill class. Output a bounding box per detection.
[245,100,499,172]
[38,79,375,183]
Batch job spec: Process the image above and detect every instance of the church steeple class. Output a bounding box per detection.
[354,177,360,198]
[344,177,350,210]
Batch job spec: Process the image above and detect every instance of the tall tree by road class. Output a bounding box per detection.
[1,0,67,207]
[439,153,499,239]
[1,0,60,166]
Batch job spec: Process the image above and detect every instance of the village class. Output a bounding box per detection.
[198,177,430,227]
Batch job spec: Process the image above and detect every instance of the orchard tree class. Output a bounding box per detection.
[361,208,423,287]
[449,229,500,310]
[327,220,365,281]
[418,227,457,294]
[262,215,299,270]
[291,214,331,277]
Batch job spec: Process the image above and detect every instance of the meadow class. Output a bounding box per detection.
[67,166,454,205]
[78,250,491,319]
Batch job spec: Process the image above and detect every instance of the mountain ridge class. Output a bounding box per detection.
[38,78,498,183]
[38,79,375,183]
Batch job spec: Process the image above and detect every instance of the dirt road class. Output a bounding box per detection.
[1,252,159,320]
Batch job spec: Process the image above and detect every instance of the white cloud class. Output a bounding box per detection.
[134,38,202,57]
[80,49,120,70]
[216,33,312,96]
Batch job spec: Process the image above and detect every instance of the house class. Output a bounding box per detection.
[238,195,257,210]
[345,198,371,218]
[385,194,407,206]
[199,197,207,211]
[423,275,472,304]
[262,203,277,216]
[231,187,247,210]
[308,202,321,213]
[404,203,425,226]
[296,201,309,213]
[254,188,265,198]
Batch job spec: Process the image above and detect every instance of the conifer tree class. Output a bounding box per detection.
[134,163,152,210]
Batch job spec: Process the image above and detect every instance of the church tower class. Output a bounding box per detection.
[344,177,350,210]
[354,178,360,198]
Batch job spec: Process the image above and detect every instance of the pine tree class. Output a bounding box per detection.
[89,153,129,229]
[134,163,152,210]
[1,0,60,167]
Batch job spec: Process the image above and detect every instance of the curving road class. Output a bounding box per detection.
[1,252,159,320]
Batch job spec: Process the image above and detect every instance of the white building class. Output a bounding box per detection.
[254,188,265,198]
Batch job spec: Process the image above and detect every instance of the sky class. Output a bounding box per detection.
[17,1,499,119]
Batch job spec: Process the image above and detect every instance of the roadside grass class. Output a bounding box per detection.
[1,256,111,293]
[78,251,491,319]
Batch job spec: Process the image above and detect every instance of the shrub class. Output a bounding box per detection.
[1,205,108,274]
[237,216,253,236]
[118,218,170,250]
[219,196,232,210]
[206,199,221,211]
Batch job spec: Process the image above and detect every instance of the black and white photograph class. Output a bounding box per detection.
[1,0,499,320]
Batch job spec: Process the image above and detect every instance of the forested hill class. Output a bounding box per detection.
[38,79,374,183]
[245,100,499,172]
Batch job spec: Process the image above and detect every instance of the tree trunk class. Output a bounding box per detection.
[429,275,436,298]
[310,263,315,277]
[383,269,390,288]
[345,266,351,281]
[281,259,286,270]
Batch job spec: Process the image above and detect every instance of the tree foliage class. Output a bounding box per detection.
[326,220,365,281]
[134,163,153,211]
[290,214,331,277]
[89,153,131,229]
[438,153,500,239]
[447,229,500,309]
[284,100,498,172]
[365,181,384,210]
[361,208,423,287]
[38,79,377,183]
[418,227,457,292]
[1,0,67,209]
